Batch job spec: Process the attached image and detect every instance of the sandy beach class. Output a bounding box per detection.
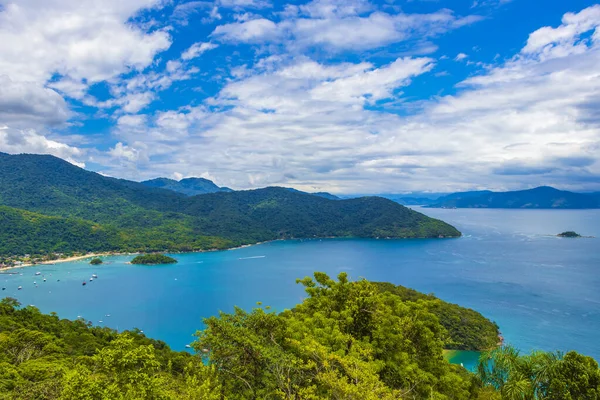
[0,253,112,272]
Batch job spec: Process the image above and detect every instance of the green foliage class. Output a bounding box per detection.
[0,273,599,399]
[373,282,500,350]
[478,345,600,399]
[0,297,214,400]
[0,153,461,256]
[131,254,178,265]
[90,258,103,265]
[557,231,581,238]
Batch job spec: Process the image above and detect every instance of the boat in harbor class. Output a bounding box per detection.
[92,274,98,279]
[35,272,41,276]
[17,286,22,290]
[82,281,86,286]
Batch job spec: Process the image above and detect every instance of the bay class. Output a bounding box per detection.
[2,208,599,362]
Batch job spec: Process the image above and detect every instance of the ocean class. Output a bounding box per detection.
[2,208,599,366]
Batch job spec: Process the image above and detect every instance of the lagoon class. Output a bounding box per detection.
[2,208,599,364]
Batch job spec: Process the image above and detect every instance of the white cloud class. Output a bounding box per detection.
[0,0,172,157]
[0,126,84,165]
[211,7,481,51]
[181,42,219,60]
[103,6,600,192]
[0,0,171,85]
[454,52,468,61]
[0,76,70,128]
[212,18,280,42]
[310,57,434,103]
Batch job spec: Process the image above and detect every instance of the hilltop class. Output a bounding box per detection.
[0,153,460,256]
[142,177,233,196]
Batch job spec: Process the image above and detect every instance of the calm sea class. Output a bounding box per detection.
[2,208,599,364]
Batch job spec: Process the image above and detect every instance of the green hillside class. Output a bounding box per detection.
[0,153,460,256]
[142,177,233,196]
[1,274,598,399]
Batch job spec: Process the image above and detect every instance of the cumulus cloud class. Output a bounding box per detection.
[0,0,171,85]
[0,126,84,165]
[0,76,70,128]
[0,0,172,156]
[103,5,600,192]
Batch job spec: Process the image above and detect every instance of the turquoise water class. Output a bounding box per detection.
[1,208,599,362]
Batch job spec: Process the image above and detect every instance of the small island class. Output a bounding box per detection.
[131,253,178,265]
[557,231,582,238]
[90,258,103,265]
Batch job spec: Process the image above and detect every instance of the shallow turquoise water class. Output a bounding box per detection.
[2,208,599,361]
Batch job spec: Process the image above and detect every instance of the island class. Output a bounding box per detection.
[90,257,103,265]
[130,253,177,265]
[557,231,582,238]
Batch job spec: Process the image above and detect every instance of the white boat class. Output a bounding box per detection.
[89,278,94,281]
[185,344,192,348]
[43,278,46,282]
[92,274,98,278]
[17,286,22,290]
[35,272,41,276]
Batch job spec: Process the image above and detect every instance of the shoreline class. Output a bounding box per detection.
[0,253,113,272]
[0,235,461,273]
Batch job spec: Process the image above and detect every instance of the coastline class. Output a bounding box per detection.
[0,235,461,273]
[0,252,116,272]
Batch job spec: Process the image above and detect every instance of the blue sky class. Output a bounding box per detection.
[0,0,599,193]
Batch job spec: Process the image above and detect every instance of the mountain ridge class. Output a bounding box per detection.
[0,153,460,256]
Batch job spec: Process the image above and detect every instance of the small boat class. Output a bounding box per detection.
[105,314,111,317]
[92,274,98,279]
[35,272,41,276]
[185,345,192,349]
[57,279,60,282]
[82,281,86,286]
[99,320,103,323]
[2,287,5,291]
[33,281,36,284]
[43,278,46,282]
[18,286,22,290]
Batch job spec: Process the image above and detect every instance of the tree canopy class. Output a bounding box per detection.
[1,273,597,399]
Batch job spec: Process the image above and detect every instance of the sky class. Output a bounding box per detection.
[0,0,599,194]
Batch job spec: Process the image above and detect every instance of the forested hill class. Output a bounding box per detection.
[427,186,599,209]
[142,177,233,196]
[1,273,598,399]
[0,153,460,256]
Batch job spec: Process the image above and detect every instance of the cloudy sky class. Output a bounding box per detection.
[1,0,599,194]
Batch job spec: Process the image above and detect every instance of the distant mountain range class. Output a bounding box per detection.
[388,187,600,209]
[0,153,459,256]
[142,177,341,200]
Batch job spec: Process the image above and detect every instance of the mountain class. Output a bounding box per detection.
[311,191,340,200]
[142,177,232,196]
[428,186,599,209]
[0,153,460,256]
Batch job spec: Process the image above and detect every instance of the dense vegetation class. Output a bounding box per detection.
[142,177,232,196]
[131,254,178,265]
[557,231,581,238]
[1,273,598,399]
[373,282,500,350]
[90,258,103,265]
[0,153,460,257]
